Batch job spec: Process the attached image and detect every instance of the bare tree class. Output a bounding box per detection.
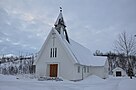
[114,31,136,78]
[115,32,136,56]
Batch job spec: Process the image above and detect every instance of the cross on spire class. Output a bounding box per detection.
[60,7,62,12]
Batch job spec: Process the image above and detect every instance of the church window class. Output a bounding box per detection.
[50,48,57,58]
[87,67,89,73]
[53,48,54,57]
[50,48,52,58]
[55,48,57,57]
[78,66,80,73]
[84,66,86,73]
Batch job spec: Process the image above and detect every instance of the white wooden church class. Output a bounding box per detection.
[34,9,109,81]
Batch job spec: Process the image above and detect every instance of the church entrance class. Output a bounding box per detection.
[50,64,58,77]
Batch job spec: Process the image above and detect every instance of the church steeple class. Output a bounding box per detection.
[54,7,66,31]
[54,7,70,43]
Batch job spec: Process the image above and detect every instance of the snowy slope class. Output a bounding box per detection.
[0,74,136,90]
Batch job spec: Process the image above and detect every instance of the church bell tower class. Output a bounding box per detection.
[54,7,70,43]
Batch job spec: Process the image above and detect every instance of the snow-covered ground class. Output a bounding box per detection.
[0,74,136,90]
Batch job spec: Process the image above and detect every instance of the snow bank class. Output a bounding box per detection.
[0,74,17,81]
[118,78,136,90]
[79,75,105,84]
[0,74,136,90]
[0,74,36,81]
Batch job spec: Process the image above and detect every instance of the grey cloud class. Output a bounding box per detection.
[0,0,136,55]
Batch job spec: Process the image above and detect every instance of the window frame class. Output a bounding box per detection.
[50,48,52,58]
[77,66,80,73]
[87,67,89,73]
[55,48,57,57]
[84,66,86,73]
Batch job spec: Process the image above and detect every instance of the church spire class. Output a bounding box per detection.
[54,7,70,43]
[54,7,66,28]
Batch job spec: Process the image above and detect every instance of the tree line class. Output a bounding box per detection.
[0,54,36,75]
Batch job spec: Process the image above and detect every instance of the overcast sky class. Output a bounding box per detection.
[0,0,136,55]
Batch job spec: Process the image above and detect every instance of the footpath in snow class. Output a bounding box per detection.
[0,74,136,90]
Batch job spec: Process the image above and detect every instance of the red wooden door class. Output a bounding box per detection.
[50,64,58,77]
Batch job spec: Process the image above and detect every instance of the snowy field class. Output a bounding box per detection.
[0,74,136,90]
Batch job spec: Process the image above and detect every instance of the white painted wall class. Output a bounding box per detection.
[72,64,92,80]
[88,59,109,79]
[90,66,108,79]
[36,31,78,80]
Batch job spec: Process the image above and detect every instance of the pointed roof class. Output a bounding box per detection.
[54,9,66,27]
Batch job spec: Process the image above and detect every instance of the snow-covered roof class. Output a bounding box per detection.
[65,39,106,66]
[53,28,107,66]
[112,67,125,71]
